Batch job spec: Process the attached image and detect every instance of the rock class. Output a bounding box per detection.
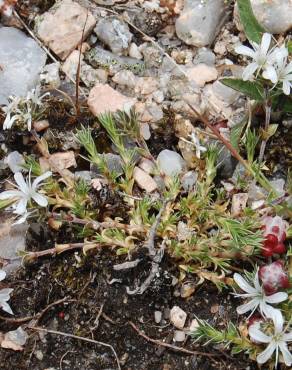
[237,0,292,34]
[135,102,164,123]
[193,48,216,66]
[139,158,155,174]
[175,0,226,47]
[154,311,162,324]
[85,46,144,75]
[187,64,218,87]
[112,70,137,88]
[91,154,123,177]
[74,171,92,183]
[129,43,143,60]
[88,83,136,116]
[189,318,199,333]
[157,150,186,177]
[231,193,248,217]
[40,151,77,172]
[180,282,196,298]
[62,50,102,88]
[152,90,164,104]
[181,171,197,192]
[133,10,163,36]
[40,63,61,89]
[213,80,241,105]
[136,77,159,95]
[133,167,157,193]
[33,120,50,132]
[94,16,133,55]
[140,122,151,140]
[170,306,187,329]
[0,27,46,105]
[173,330,186,342]
[35,0,96,60]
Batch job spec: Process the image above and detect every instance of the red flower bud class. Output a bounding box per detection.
[259,261,290,294]
[273,243,286,254]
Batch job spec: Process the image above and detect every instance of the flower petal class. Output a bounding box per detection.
[0,190,22,200]
[249,326,271,344]
[260,33,272,56]
[0,301,14,315]
[32,171,52,189]
[234,273,257,294]
[242,63,258,81]
[256,342,276,364]
[260,302,279,318]
[278,342,292,367]
[262,65,278,83]
[282,80,291,95]
[32,193,48,207]
[14,172,28,193]
[235,45,255,58]
[271,309,284,334]
[265,292,288,304]
[236,298,258,315]
[283,332,292,342]
[14,198,28,215]
[0,270,6,281]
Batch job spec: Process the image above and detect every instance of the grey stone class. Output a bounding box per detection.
[181,171,198,191]
[157,149,186,177]
[0,27,46,105]
[193,48,216,66]
[91,153,123,176]
[175,0,226,47]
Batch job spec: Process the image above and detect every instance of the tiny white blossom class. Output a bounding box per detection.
[189,132,207,159]
[233,269,288,317]
[0,269,13,315]
[235,33,284,81]
[0,171,52,217]
[249,310,292,367]
[263,50,292,95]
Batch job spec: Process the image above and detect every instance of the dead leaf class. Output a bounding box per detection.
[0,327,28,351]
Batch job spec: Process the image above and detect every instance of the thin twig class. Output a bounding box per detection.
[29,326,121,370]
[129,321,217,359]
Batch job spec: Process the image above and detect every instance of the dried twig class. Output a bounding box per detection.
[129,321,217,359]
[29,326,121,370]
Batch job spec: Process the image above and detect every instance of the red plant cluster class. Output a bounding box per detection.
[259,260,290,295]
[261,216,288,257]
[0,0,17,17]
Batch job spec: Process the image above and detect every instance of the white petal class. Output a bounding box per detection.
[278,342,292,366]
[14,172,28,193]
[32,193,48,207]
[265,292,288,304]
[253,270,261,291]
[260,302,278,318]
[242,63,258,81]
[13,212,30,225]
[256,342,276,364]
[261,33,272,56]
[262,66,278,83]
[0,270,6,281]
[249,326,271,344]
[283,332,292,342]
[234,273,257,294]
[32,171,52,189]
[236,298,258,315]
[0,301,14,315]
[282,80,291,95]
[14,198,28,215]
[235,45,255,58]
[271,309,284,334]
[0,190,22,199]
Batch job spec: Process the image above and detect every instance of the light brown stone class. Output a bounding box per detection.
[88,83,135,116]
[187,63,218,87]
[133,167,157,193]
[35,0,96,60]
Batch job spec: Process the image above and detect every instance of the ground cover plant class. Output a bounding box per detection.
[0,0,291,369]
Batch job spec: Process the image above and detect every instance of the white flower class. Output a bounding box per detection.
[235,33,282,81]
[189,132,207,159]
[263,51,292,95]
[249,310,292,367]
[233,269,288,317]
[0,269,13,315]
[2,96,22,130]
[0,171,52,216]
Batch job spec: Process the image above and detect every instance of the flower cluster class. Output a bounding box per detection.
[0,171,52,223]
[235,33,292,95]
[261,216,288,257]
[234,262,291,367]
[1,86,49,131]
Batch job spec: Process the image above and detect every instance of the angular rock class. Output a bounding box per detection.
[0,27,46,105]
[85,46,145,75]
[193,47,216,66]
[94,16,133,55]
[40,63,61,89]
[40,151,77,172]
[187,64,218,87]
[112,70,137,88]
[133,167,157,193]
[91,153,123,177]
[170,306,187,329]
[173,330,186,342]
[154,311,162,324]
[175,0,226,47]
[35,0,96,60]
[157,149,186,177]
[88,83,135,116]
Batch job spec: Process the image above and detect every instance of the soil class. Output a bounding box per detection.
[0,224,256,370]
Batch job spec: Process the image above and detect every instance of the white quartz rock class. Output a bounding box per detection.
[175,0,226,47]
[0,27,46,105]
[157,149,186,177]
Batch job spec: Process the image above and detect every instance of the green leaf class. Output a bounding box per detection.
[287,40,292,54]
[221,78,265,101]
[237,0,265,44]
[230,121,245,151]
